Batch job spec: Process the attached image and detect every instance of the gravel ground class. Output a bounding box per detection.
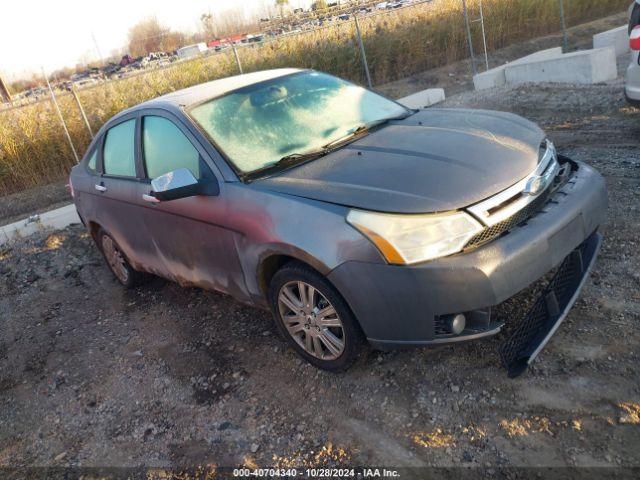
[1,74,639,477]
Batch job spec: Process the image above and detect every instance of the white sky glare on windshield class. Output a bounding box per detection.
[0,0,311,79]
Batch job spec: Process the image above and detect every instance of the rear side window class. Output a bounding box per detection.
[103,119,136,177]
[86,149,97,171]
[142,116,201,179]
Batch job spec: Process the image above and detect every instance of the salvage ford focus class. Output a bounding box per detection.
[69,69,607,376]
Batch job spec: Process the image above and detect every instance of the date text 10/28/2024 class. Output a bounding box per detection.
[232,468,400,478]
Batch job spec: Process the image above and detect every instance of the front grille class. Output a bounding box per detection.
[465,189,552,250]
[464,140,574,251]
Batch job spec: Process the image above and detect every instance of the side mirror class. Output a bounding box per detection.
[151,168,219,202]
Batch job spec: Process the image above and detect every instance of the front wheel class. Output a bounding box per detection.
[269,261,364,372]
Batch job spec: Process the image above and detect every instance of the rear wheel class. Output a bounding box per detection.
[97,229,142,288]
[269,261,364,371]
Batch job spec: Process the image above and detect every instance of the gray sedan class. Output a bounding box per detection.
[69,69,607,376]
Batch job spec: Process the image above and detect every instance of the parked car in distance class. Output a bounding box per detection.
[627,1,640,106]
[69,69,607,376]
[120,55,134,67]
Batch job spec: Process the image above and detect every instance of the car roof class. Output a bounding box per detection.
[145,67,303,109]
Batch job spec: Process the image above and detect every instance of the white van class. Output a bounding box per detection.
[177,43,208,60]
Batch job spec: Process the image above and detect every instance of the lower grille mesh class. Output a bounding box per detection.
[434,317,449,336]
[498,234,600,378]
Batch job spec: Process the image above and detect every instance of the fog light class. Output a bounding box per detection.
[446,313,466,335]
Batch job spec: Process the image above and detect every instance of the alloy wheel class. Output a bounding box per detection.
[277,281,345,360]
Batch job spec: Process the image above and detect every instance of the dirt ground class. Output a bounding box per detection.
[2,22,640,480]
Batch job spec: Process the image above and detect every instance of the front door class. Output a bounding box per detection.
[134,112,248,300]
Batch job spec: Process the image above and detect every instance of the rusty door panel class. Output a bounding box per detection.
[136,184,250,302]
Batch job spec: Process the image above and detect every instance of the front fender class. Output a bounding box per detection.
[223,184,383,306]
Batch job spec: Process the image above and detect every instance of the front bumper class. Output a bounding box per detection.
[328,160,607,357]
[500,231,601,376]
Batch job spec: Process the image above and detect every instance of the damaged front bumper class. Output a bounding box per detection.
[500,231,601,377]
[327,160,607,376]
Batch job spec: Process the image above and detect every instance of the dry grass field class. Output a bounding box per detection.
[0,0,631,196]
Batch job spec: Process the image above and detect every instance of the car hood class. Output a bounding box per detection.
[253,108,546,213]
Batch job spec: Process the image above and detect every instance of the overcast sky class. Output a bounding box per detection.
[0,0,310,80]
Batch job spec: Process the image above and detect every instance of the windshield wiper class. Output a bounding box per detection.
[277,150,328,164]
[323,125,369,150]
[322,112,416,151]
[369,110,417,127]
[241,149,328,182]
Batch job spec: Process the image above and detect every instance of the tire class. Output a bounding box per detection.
[96,228,144,288]
[269,261,365,372]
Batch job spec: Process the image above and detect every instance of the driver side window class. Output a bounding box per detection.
[142,116,208,180]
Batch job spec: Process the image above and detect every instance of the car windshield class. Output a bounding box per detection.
[188,71,410,174]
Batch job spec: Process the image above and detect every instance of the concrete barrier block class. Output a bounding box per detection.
[0,203,79,246]
[40,204,80,230]
[505,47,618,86]
[1,221,40,244]
[473,65,507,91]
[398,88,445,109]
[514,47,564,65]
[594,25,630,56]
[473,47,564,90]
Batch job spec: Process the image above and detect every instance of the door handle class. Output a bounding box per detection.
[94,184,107,192]
[142,193,160,203]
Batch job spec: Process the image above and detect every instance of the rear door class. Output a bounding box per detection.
[134,111,248,299]
[93,114,151,268]
[70,142,100,222]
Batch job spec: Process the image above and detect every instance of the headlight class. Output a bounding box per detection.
[346,210,483,265]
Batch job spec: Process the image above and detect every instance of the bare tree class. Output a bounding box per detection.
[163,31,186,53]
[76,50,94,69]
[259,0,277,19]
[311,0,328,12]
[8,71,43,94]
[214,7,257,37]
[0,73,12,103]
[128,17,176,56]
[200,12,216,39]
[275,0,289,17]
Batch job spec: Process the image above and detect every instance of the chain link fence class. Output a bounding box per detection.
[0,0,631,196]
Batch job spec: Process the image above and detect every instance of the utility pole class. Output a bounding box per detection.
[461,0,477,76]
[478,0,489,71]
[0,73,12,103]
[71,86,94,138]
[559,0,568,53]
[91,32,104,65]
[231,43,243,74]
[42,67,79,163]
[354,14,373,89]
